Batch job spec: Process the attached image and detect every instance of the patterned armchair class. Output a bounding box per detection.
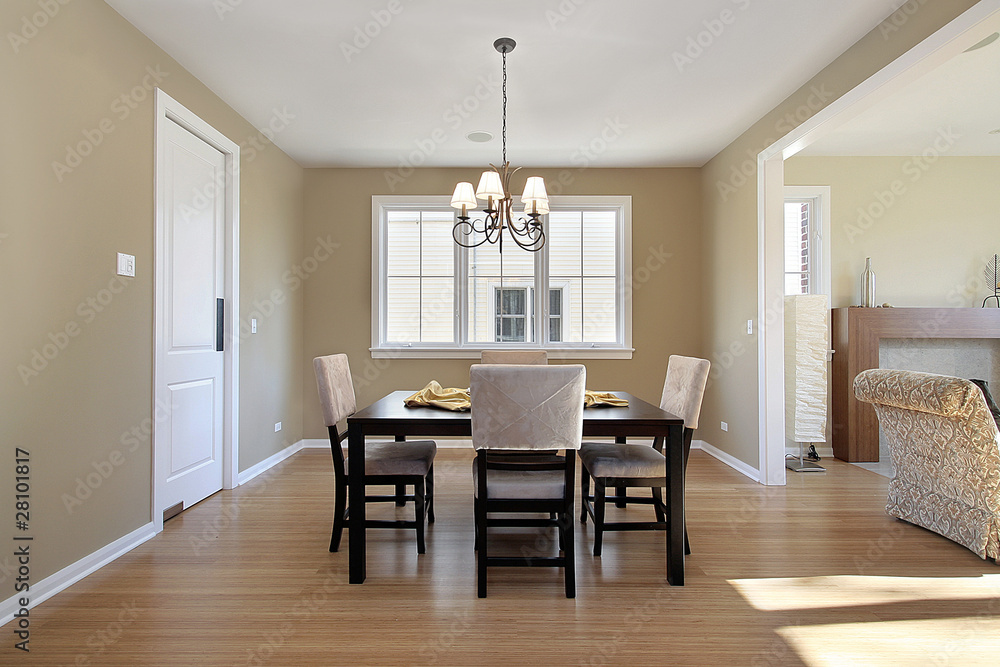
[854,369,1000,562]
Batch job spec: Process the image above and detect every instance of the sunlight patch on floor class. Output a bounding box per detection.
[730,574,1000,611]
[777,617,1000,667]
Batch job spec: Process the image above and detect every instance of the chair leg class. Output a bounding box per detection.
[580,466,590,524]
[330,479,347,553]
[593,479,606,557]
[473,496,479,551]
[615,484,627,509]
[395,483,407,507]
[563,513,576,598]
[414,478,426,555]
[476,498,488,598]
[426,466,435,524]
[652,486,666,523]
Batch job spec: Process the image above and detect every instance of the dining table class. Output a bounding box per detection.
[346,390,687,585]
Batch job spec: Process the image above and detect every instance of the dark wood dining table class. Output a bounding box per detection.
[346,390,687,585]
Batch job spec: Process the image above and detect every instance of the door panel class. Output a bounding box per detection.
[158,118,226,512]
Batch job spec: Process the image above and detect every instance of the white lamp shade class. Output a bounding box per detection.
[450,182,477,209]
[475,170,504,200]
[524,199,549,216]
[783,294,829,443]
[520,176,548,204]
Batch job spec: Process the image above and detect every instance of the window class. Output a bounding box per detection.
[495,287,528,342]
[372,195,632,358]
[783,186,831,296]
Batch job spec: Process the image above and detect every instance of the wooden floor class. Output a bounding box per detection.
[17,448,1000,666]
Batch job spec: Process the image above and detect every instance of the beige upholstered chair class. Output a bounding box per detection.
[313,354,437,554]
[854,369,1000,563]
[480,350,548,365]
[471,363,586,598]
[580,355,710,556]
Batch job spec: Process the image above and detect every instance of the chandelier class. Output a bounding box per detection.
[451,37,548,253]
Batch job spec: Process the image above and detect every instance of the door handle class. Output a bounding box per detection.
[216,298,224,352]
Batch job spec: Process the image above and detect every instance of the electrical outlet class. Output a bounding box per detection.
[721,421,728,432]
[251,318,257,334]
[274,422,282,432]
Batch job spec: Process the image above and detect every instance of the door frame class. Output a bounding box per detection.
[756,1,1000,484]
[153,88,240,531]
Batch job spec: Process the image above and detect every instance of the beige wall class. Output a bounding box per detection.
[786,156,1000,309]
[699,1,979,468]
[301,167,701,439]
[0,0,304,584]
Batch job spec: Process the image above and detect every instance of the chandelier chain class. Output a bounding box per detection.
[501,50,507,165]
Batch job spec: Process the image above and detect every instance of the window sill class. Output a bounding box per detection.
[370,347,634,360]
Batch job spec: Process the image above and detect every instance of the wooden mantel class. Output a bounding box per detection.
[831,307,1000,462]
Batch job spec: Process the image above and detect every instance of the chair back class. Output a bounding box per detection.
[313,354,358,426]
[660,355,711,429]
[470,364,585,451]
[480,350,548,365]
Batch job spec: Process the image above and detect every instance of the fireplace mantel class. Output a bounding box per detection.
[831,307,1000,462]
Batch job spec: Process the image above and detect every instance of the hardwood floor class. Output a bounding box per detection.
[17,448,1000,666]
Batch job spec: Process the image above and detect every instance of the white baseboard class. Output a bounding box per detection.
[238,439,314,484]
[0,522,156,627]
[301,438,328,448]
[694,439,761,482]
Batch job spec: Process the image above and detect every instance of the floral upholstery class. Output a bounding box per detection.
[854,369,1000,561]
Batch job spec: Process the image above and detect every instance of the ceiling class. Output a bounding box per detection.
[801,16,1000,157]
[105,0,900,168]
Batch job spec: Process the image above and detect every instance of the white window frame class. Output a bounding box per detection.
[371,195,633,359]
[783,186,831,297]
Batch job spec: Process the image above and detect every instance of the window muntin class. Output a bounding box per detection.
[373,195,631,357]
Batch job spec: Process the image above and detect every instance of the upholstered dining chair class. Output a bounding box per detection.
[580,355,710,557]
[313,354,436,554]
[480,350,548,365]
[471,363,586,598]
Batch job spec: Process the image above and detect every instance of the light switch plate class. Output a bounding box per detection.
[274,422,282,432]
[251,318,257,334]
[117,253,135,277]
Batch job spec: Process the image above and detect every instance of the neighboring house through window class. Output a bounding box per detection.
[783,186,831,296]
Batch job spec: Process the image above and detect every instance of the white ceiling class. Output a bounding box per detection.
[801,17,1000,157]
[105,1,901,168]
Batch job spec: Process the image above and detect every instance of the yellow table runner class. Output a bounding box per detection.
[403,380,628,411]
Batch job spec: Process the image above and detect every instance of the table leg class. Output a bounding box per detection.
[666,422,685,586]
[348,424,366,584]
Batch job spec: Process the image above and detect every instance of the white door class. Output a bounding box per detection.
[156,117,226,515]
